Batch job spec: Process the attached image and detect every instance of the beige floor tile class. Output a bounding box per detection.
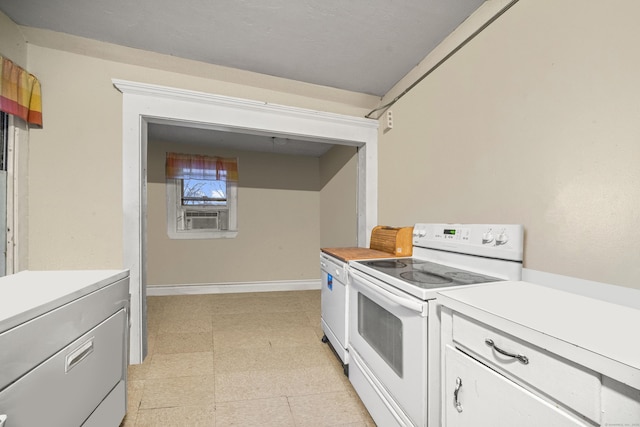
[136,405,215,426]
[147,295,169,309]
[206,292,261,301]
[286,366,347,395]
[119,411,137,427]
[155,331,213,354]
[213,343,331,373]
[297,290,321,310]
[288,391,367,426]
[158,315,212,334]
[215,397,295,427]
[162,297,214,318]
[211,311,311,332]
[212,294,306,314]
[127,380,145,412]
[306,310,322,328]
[212,329,274,353]
[138,291,372,424]
[146,333,157,356]
[213,327,322,353]
[140,376,215,409]
[214,369,289,402]
[313,324,326,341]
[121,380,144,426]
[146,351,214,379]
[128,360,152,381]
[147,314,162,336]
[267,327,323,348]
[215,366,346,402]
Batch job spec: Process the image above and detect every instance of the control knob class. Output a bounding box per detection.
[482,230,494,245]
[495,230,509,246]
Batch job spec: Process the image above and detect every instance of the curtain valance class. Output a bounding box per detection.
[166,152,238,182]
[0,57,42,126]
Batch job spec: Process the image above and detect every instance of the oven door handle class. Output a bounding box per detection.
[351,270,426,315]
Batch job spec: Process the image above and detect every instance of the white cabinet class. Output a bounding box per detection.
[443,345,586,427]
[437,281,640,427]
[0,270,130,427]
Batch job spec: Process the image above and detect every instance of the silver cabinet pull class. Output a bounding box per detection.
[485,338,529,364]
[453,377,463,413]
[65,338,95,373]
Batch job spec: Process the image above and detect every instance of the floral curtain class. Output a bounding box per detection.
[166,152,238,182]
[0,56,42,126]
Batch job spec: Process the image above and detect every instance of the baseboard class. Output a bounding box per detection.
[147,279,321,296]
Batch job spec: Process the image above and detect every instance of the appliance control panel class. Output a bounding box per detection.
[413,223,524,261]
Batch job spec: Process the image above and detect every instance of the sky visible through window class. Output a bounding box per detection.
[182,178,226,206]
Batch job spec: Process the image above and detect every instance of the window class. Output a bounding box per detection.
[165,152,238,239]
[0,112,7,171]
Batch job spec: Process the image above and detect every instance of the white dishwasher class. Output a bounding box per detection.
[0,270,130,427]
[320,247,400,375]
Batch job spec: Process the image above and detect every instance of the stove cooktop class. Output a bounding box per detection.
[356,258,501,290]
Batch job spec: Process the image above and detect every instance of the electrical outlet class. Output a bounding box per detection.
[383,110,393,133]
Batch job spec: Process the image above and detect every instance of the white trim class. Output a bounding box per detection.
[147,279,321,296]
[5,117,15,275]
[113,79,378,363]
[166,178,238,239]
[5,116,28,275]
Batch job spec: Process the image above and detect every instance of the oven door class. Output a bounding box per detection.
[348,268,428,426]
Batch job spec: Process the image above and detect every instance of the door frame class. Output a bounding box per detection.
[113,79,379,363]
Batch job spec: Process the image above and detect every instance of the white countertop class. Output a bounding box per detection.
[437,281,640,389]
[0,270,129,333]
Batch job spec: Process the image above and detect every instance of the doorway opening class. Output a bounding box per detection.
[114,79,378,363]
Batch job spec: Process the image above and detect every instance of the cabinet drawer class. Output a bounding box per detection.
[0,309,127,427]
[0,277,129,389]
[452,313,601,423]
[444,345,588,426]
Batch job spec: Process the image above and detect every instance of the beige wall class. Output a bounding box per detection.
[377,0,640,289]
[319,145,358,248]
[0,11,26,67]
[147,140,321,285]
[19,28,376,274]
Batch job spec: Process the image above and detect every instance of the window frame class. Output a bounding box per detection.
[166,177,238,240]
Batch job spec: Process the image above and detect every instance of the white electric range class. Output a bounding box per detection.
[347,223,524,427]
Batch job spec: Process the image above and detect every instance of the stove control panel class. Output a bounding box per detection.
[413,223,524,262]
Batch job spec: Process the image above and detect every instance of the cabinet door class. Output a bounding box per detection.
[0,309,126,427]
[443,346,589,427]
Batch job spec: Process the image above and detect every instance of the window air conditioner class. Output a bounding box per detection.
[184,210,219,230]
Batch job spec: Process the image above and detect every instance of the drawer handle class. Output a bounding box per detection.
[453,377,463,413]
[485,338,529,364]
[65,337,95,373]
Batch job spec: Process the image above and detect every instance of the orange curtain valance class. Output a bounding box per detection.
[0,56,42,127]
[166,152,238,182]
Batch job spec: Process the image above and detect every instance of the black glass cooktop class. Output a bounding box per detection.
[357,258,501,289]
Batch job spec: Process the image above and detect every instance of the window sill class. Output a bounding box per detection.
[167,230,238,240]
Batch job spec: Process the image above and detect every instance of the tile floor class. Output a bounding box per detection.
[121,290,375,426]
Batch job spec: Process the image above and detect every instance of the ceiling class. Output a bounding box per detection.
[148,122,340,157]
[0,0,486,156]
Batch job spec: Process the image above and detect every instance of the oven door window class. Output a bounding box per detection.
[358,293,403,377]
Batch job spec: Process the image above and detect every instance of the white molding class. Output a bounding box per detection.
[147,279,321,296]
[113,79,378,364]
[112,79,377,129]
